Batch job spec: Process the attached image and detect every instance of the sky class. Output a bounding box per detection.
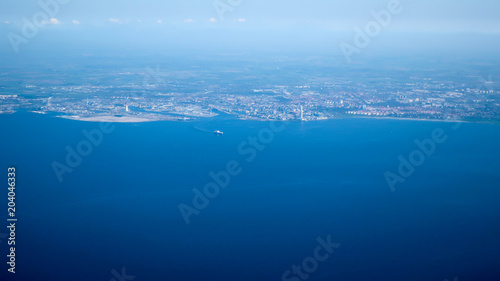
[0,0,499,56]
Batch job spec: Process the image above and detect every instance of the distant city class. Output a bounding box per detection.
[1,56,499,123]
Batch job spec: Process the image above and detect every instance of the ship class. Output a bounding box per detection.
[213,130,224,135]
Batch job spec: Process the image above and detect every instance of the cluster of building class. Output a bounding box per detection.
[1,73,499,123]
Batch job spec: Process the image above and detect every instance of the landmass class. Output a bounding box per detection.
[1,56,498,124]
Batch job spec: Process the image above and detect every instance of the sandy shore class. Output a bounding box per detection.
[60,115,176,123]
[56,114,498,125]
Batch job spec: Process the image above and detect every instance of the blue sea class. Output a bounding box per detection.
[1,111,500,281]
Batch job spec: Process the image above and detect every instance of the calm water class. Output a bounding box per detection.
[1,111,500,281]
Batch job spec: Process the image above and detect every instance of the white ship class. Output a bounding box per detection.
[213,130,224,135]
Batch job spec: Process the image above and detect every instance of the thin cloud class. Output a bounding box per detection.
[72,20,80,25]
[108,18,121,23]
[184,19,196,23]
[157,20,163,24]
[209,18,217,23]
[42,18,61,25]
[237,18,246,22]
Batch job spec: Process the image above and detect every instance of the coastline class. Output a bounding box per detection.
[60,115,497,125]
[58,115,178,123]
[4,111,498,125]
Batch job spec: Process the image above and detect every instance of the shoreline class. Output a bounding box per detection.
[5,111,499,125]
[58,115,176,123]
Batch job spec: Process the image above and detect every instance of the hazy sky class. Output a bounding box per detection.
[1,0,499,56]
[2,0,499,30]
